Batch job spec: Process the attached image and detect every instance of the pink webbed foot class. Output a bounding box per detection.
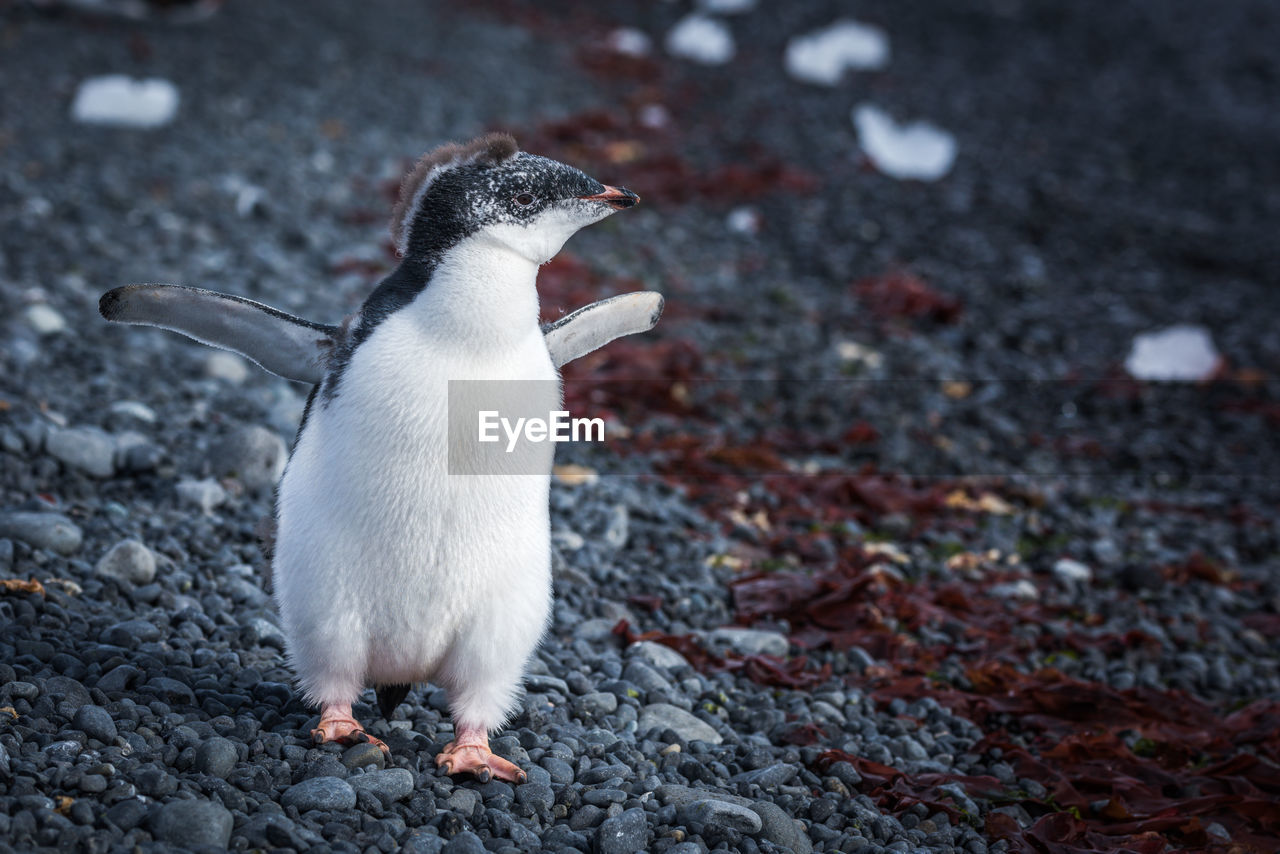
[435,723,526,783]
[311,703,389,755]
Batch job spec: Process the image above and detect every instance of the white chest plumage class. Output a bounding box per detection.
[272,241,558,727]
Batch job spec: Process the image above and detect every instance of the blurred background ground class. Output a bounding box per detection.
[1,1,1278,852]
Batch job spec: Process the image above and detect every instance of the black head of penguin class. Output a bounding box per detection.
[391,132,639,268]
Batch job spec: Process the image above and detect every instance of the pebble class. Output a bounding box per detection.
[342,741,387,770]
[595,806,649,854]
[348,768,414,802]
[441,831,486,854]
[72,704,118,743]
[282,776,356,811]
[1052,558,1093,583]
[629,641,691,670]
[639,703,723,744]
[708,627,789,656]
[0,511,83,555]
[194,737,238,778]
[45,425,117,477]
[211,425,287,492]
[575,691,619,717]
[678,798,764,833]
[23,303,66,335]
[151,799,234,848]
[95,538,157,585]
[205,350,250,383]
[176,477,228,513]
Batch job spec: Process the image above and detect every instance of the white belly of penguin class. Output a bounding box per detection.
[273,307,557,703]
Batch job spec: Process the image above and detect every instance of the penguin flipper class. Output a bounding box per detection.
[99,284,339,385]
[543,291,665,368]
[375,683,412,719]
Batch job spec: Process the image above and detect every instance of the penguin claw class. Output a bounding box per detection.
[435,741,526,784]
[311,707,391,755]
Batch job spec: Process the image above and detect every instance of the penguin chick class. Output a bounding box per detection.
[273,133,639,783]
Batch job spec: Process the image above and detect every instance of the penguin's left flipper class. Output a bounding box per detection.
[543,291,664,369]
[99,284,339,385]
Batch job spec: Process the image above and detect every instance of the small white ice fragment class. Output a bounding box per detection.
[1052,558,1092,584]
[665,15,735,65]
[1124,324,1222,381]
[606,27,652,57]
[71,75,179,128]
[638,103,671,129]
[785,20,890,85]
[853,104,957,181]
[24,304,66,335]
[726,206,761,235]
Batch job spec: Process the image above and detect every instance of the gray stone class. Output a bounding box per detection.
[514,781,554,813]
[579,762,631,785]
[72,705,117,744]
[656,785,811,853]
[595,806,648,854]
[623,661,674,695]
[176,477,227,513]
[628,641,690,670]
[46,426,116,477]
[101,619,162,647]
[348,768,413,802]
[678,798,763,833]
[708,627,789,657]
[441,830,485,854]
[115,432,163,472]
[575,691,619,718]
[211,425,287,493]
[444,787,479,816]
[573,618,617,642]
[45,676,91,707]
[245,616,286,650]
[282,775,356,811]
[730,762,798,789]
[752,801,812,853]
[108,400,157,424]
[95,539,157,585]
[603,504,629,548]
[341,741,387,771]
[524,673,570,695]
[151,799,234,849]
[0,512,82,555]
[402,830,446,854]
[638,703,722,744]
[194,737,237,778]
[541,756,575,784]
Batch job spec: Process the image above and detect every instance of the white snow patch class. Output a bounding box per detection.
[637,103,671,129]
[1052,558,1092,584]
[665,15,735,65]
[991,579,1039,601]
[1124,324,1221,381]
[853,104,957,181]
[698,0,756,14]
[785,20,890,85]
[71,75,179,128]
[726,206,761,235]
[24,304,66,335]
[606,27,652,57]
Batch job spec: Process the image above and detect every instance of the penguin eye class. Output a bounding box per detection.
[513,193,537,208]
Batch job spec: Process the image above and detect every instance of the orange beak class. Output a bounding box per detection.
[579,185,640,209]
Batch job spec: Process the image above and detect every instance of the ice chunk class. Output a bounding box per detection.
[71,75,179,128]
[606,27,652,57]
[666,15,735,65]
[785,20,890,85]
[1124,324,1221,381]
[853,104,956,181]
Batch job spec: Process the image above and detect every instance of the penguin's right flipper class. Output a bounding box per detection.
[543,291,664,369]
[99,284,339,385]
